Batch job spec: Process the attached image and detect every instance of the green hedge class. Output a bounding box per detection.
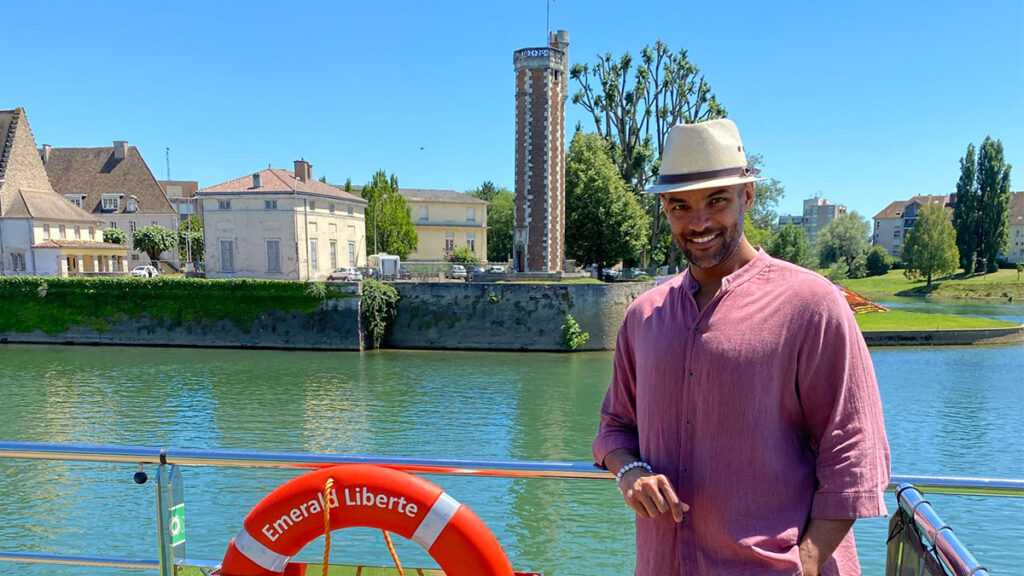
[0,276,352,335]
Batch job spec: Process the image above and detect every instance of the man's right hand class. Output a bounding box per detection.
[620,467,688,522]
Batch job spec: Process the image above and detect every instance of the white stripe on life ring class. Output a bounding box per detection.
[233,527,291,573]
[411,491,461,550]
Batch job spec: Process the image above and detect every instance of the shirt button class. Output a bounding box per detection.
[682,467,688,473]
[688,370,694,377]
[693,327,699,334]
[680,515,688,523]
[685,419,692,426]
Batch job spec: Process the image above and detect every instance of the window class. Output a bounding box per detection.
[330,240,338,269]
[265,200,278,210]
[329,204,335,213]
[59,225,66,239]
[467,233,475,253]
[64,194,83,208]
[74,226,81,239]
[218,200,231,210]
[129,221,137,234]
[444,232,454,252]
[125,197,139,213]
[310,239,318,271]
[419,206,428,221]
[347,205,354,215]
[11,253,26,272]
[88,227,95,240]
[220,240,234,273]
[893,228,901,238]
[43,224,50,239]
[109,222,117,229]
[467,207,476,222]
[101,194,121,211]
[308,201,316,211]
[267,240,281,273]
[348,242,356,266]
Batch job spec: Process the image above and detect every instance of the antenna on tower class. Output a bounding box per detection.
[546,0,550,42]
[165,147,171,180]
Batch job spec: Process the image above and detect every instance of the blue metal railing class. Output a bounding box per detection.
[1,441,1020,575]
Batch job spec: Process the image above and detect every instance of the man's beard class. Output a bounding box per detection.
[677,208,745,270]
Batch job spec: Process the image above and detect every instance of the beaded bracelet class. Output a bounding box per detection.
[615,460,654,492]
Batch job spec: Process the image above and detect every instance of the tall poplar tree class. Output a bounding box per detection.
[952,138,1013,273]
[976,137,1013,273]
[952,144,978,272]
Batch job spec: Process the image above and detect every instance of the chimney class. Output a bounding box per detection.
[41,144,52,165]
[252,173,262,189]
[294,158,312,182]
[114,140,128,160]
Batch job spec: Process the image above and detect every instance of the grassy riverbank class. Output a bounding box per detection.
[842,269,1023,300]
[854,309,1019,331]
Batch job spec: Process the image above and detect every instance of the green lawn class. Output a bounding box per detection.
[854,309,1018,331]
[842,269,1023,299]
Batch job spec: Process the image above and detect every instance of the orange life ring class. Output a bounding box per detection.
[217,464,515,576]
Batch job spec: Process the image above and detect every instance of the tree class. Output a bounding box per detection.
[447,245,480,265]
[468,181,514,262]
[132,224,177,262]
[768,224,816,269]
[103,227,127,245]
[976,137,1013,273]
[901,203,959,286]
[361,170,417,259]
[746,153,786,230]
[565,132,649,275]
[865,245,891,277]
[952,143,978,272]
[571,40,726,265]
[817,212,869,276]
[743,213,774,251]
[953,138,1013,273]
[485,191,514,263]
[177,215,204,263]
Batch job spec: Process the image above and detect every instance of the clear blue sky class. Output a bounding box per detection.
[4,1,1022,220]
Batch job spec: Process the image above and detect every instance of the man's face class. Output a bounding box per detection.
[660,183,754,270]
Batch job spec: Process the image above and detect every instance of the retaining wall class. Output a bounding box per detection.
[862,326,1024,346]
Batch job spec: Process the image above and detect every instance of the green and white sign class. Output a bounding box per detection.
[169,503,187,546]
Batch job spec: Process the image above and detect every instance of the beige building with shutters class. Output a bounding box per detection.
[197,160,367,280]
[399,188,488,262]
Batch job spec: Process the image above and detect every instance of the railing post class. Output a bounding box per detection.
[155,463,187,576]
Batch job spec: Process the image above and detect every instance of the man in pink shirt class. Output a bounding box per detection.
[593,119,890,576]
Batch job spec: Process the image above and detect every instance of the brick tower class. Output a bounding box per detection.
[513,30,569,273]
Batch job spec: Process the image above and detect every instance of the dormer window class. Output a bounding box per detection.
[125,196,139,213]
[64,194,87,208]
[101,194,122,212]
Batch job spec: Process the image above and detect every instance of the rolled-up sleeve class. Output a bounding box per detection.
[592,318,642,468]
[797,289,890,519]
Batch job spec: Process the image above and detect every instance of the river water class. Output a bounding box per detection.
[0,302,1021,575]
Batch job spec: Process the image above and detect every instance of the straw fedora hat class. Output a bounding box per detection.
[645,119,764,194]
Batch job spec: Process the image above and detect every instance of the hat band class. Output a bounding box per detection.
[656,166,752,186]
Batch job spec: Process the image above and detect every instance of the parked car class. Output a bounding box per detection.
[327,267,363,282]
[446,264,467,279]
[467,266,486,280]
[131,265,159,278]
[601,268,621,282]
[486,265,506,274]
[398,265,412,280]
[358,266,381,281]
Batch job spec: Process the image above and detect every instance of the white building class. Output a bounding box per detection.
[872,195,950,258]
[198,160,367,280]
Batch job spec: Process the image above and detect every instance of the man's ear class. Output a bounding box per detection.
[742,182,755,210]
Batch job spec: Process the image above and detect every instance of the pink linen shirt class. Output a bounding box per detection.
[593,250,890,576]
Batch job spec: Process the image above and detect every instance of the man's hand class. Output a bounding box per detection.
[798,518,854,576]
[620,466,688,522]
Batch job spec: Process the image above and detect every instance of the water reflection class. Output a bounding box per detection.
[0,339,1021,575]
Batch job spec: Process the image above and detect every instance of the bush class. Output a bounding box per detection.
[446,246,480,265]
[561,313,590,351]
[865,245,891,277]
[360,279,400,349]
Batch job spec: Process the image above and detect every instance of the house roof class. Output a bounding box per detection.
[32,238,126,250]
[159,180,200,198]
[1,107,101,224]
[198,168,367,204]
[43,144,175,215]
[398,188,488,204]
[1010,191,1024,224]
[873,195,950,220]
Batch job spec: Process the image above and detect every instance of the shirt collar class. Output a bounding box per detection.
[682,248,771,294]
